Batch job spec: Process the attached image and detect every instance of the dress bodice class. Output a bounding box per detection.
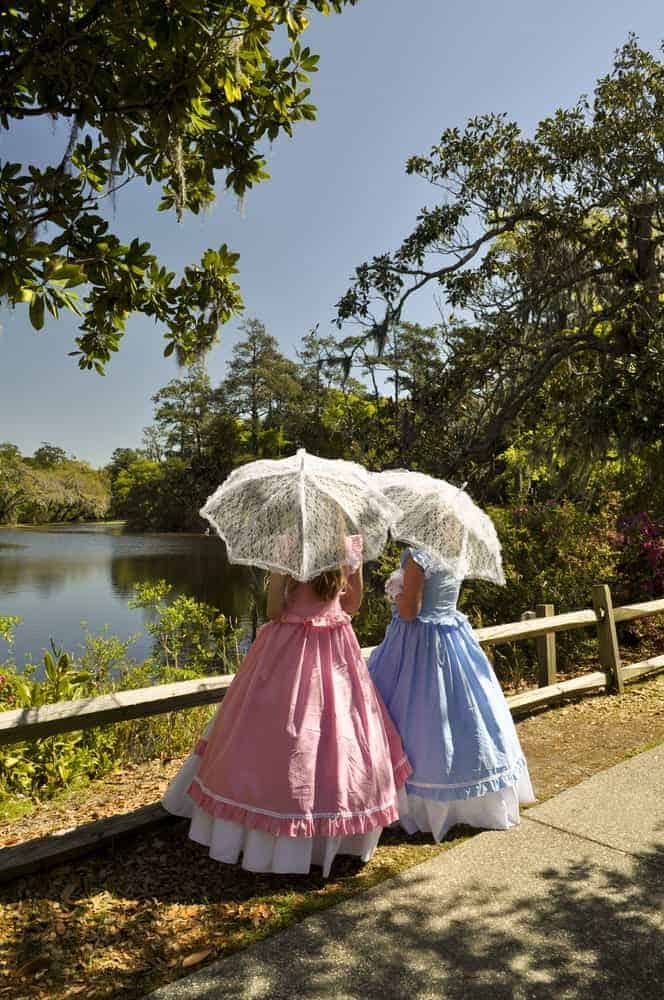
[400,547,463,624]
[280,582,349,626]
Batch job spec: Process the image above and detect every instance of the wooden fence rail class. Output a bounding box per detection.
[0,675,235,748]
[3,592,664,749]
[2,583,664,882]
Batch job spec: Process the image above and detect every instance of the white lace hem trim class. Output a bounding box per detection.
[191,764,409,822]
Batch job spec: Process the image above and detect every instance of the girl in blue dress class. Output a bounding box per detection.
[369,547,535,841]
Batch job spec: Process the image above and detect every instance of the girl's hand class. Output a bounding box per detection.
[385,567,405,602]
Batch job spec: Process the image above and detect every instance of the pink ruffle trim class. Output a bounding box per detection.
[187,756,412,838]
[393,754,413,789]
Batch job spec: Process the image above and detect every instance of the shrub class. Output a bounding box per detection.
[128,580,241,673]
[0,589,241,812]
[0,640,121,800]
[613,512,664,601]
[353,543,400,648]
[460,500,620,686]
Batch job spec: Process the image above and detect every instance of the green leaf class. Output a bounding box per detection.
[223,78,242,103]
[29,293,45,330]
[0,0,351,364]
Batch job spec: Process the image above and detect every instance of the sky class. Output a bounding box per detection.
[1,0,662,467]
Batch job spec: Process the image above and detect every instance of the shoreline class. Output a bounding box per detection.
[3,520,127,529]
[1,522,215,537]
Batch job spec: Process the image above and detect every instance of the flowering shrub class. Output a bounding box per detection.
[613,512,664,601]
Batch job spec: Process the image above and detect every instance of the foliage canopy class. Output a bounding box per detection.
[336,38,664,466]
[0,1,356,370]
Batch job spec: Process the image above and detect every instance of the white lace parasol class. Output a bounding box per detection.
[201,449,400,581]
[372,469,505,585]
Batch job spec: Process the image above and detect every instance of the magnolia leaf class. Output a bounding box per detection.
[182,949,213,968]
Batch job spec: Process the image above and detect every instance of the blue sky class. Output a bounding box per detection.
[1,0,662,467]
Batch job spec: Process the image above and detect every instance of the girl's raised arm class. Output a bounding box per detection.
[266,573,288,620]
[340,566,363,616]
[395,557,424,620]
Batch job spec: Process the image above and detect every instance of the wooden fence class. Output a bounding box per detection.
[2,583,664,882]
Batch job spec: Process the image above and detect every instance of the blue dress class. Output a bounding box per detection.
[369,547,534,840]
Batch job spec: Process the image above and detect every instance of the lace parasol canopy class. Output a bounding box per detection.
[372,469,505,585]
[200,449,400,581]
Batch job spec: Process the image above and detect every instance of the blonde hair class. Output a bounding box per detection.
[310,568,346,602]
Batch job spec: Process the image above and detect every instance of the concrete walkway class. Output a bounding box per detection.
[146,745,664,1000]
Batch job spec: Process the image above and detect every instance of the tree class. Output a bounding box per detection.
[107,447,145,479]
[141,427,163,464]
[0,443,27,523]
[32,443,68,467]
[317,387,381,465]
[0,443,21,464]
[336,38,664,470]
[111,362,247,528]
[355,322,442,461]
[287,326,339,452]
[151,362,215,462]
[223,317,296,455]
[111,457,164,528]
[0,1,357,371]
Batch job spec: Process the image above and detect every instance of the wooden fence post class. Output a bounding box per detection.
[536,603,557,687]
[592,584,624,695]
[520,611,538,687]
[522,607,557,687]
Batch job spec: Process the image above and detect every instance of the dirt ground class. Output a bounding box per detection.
[1,673,664,1000]
[517,674,664,798]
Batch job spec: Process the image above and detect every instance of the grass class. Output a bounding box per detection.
[0,797,33,825]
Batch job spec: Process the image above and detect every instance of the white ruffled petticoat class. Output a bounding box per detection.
[162,745,382,877]
[397,766,535,842]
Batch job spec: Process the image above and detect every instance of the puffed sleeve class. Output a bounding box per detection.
[407,547,439,578]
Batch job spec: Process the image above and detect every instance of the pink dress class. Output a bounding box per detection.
[162,583,411,876]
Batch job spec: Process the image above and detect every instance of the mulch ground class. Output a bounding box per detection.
[1,672,664,1000]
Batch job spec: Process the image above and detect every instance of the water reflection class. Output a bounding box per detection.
[108,536,259,617]
[0,525,264,668]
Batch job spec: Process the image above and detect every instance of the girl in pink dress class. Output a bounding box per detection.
[162,540,411,877]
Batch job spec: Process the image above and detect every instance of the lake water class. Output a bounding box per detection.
[0,524,263,669]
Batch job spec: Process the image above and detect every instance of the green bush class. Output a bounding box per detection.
[0,640,124,800]
[353,543,400,649]
[129,580,240,673]
[0,587,241,812]
[461,500,620,686]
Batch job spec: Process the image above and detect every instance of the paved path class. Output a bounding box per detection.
[146,745,664,999]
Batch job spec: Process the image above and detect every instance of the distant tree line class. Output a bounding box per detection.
[0,443,109,524]
[105,317,445,530]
